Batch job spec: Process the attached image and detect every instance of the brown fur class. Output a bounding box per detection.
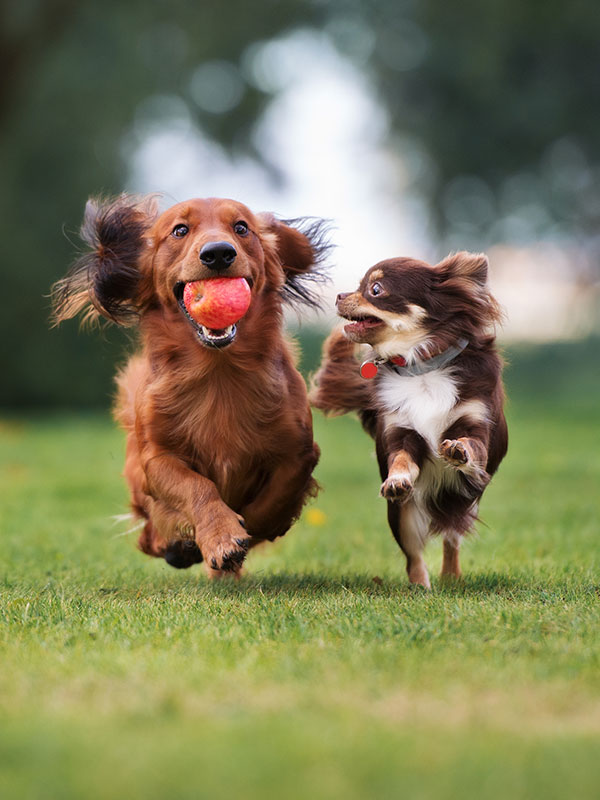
[52,196,328,576]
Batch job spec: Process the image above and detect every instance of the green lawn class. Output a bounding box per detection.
[1,341,599,799]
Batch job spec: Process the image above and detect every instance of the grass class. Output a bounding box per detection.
[1,340,599,799]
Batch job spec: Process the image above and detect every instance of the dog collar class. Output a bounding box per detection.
[360,338,469,379]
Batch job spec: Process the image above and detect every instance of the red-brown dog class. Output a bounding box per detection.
[311,252,508,587]
[53,195,328,577]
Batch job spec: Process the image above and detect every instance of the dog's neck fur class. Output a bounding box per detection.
[372,326,473,366]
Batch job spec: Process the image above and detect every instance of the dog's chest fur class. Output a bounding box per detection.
[377,367,458,453]
[377,366,468,510]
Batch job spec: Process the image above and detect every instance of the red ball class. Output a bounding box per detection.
[183,277,251,329]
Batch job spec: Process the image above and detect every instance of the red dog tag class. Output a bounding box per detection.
[360,360,378,379]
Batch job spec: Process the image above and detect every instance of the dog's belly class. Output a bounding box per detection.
[379,368,458,453]
[415,454,461,498]
[379,368,479,533]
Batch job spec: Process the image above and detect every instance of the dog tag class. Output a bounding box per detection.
[360,360,378,379]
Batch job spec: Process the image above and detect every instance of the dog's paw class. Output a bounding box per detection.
[439,439,470,467]
[164,539,204,569]
[380,474,414,503]
[202,514,251,577]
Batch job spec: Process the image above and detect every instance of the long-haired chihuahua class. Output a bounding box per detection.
[311,252,508,587]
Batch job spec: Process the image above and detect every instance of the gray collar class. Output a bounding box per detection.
[361,338,469,379]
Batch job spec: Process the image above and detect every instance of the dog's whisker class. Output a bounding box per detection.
[110,513,134,527]
[111,520,145,539]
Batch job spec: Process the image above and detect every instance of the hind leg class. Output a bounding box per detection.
[122,428,205,570]
[242,441,320,543]
[121,432,167,559]
[387,500,432,588]
[377,427,430,587]
[441,533,462,579]
[138,500,203,569]
[439,501,478,580]
[376,425,429,585]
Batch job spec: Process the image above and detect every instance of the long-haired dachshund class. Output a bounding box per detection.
[311,252,508,587]
[52,195,328,577]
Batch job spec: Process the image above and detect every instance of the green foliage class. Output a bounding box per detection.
[3,0,600,409]
[359,0,600,243]
[1,346,599,798]
[3,1,600,407]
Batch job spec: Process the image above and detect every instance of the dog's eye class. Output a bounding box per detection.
[171,224,189,238]
[233,221,249,237]
[371,282,383,296]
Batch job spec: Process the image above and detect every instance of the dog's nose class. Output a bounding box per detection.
[336,292,350,305]
[199,241,237,271]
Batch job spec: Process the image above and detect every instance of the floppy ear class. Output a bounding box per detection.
[258,214,331,309]
[51,194,159,326]
[436,251,489,285]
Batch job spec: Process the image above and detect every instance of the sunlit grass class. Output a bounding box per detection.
[1,349,599,799]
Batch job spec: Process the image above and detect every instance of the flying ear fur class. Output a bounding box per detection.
[259,214,332,309]
[51,193,159,327]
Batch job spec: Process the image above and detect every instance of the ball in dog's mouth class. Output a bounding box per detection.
[183,277,251,327]
[175,277,252,349]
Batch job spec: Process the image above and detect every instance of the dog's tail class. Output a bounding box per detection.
[309,328,376,434]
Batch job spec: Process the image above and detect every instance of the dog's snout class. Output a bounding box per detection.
[336,292,350,306]
[199,241,237,271]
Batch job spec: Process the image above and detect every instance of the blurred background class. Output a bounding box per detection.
[1,0,599,408]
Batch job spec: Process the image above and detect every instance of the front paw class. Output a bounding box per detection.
[380,474,414,503]
[201,513,251,576]
[439,438,469,467]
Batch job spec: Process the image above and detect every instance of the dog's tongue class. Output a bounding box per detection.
[183,277,251,330]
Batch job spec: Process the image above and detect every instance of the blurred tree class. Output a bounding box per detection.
[347,0,600,253]
[1,0,598,408]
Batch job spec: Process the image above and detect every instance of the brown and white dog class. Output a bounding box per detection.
[311,252,508,587]
[52,195,329,577]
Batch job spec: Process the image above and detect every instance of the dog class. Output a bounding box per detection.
[52,195,329,577]
[311,252,508,587]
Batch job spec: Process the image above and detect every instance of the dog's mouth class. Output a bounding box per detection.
[341,312,385,337]
[174,281,252,349]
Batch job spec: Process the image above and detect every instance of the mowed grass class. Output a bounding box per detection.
[1,341,599,799]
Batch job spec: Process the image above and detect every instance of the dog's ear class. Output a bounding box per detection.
[51,194,159,326]
[258,214,331,309]
[435,251,504,327]
[436,251,489,285]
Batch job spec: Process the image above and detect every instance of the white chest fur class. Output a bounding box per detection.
[378,367,459,453]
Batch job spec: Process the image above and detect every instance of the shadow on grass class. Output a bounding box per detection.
[141,569,597,603]
[6,569,595,604]
[231,571,594,598]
